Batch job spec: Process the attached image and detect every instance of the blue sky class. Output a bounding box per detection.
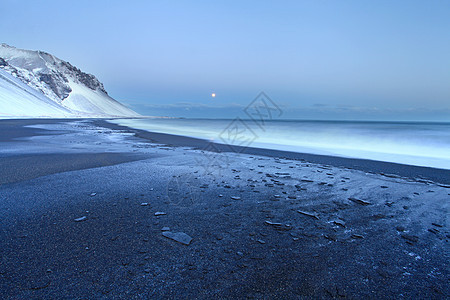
[1,0,449,120]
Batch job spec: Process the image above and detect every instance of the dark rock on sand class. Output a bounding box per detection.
[324,234,337,241]
[162,232,193,245]
[297,210,319,220]
[351,234,364,239]
[396,226,406,232]
[401,234,419,243]
[332,220,346,228]
[428,228,439,234]
[348,197,371,205]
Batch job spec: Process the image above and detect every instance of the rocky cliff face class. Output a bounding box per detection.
[0,44,140,117]
[0,44,107,102]
[0,57,7,67]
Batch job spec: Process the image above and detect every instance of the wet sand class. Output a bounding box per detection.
[97,119,450,185]
[0,119,448,298]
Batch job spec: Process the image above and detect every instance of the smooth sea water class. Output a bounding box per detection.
[109,118,450,170]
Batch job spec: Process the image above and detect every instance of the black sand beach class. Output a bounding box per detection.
[0,119,449,298]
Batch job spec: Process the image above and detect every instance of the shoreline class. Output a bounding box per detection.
[2,117,449,186]
[0,118,448,298]
[96,119,450,185]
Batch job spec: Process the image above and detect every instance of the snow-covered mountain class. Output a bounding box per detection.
[0,43,140,118]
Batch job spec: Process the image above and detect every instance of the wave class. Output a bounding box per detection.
[109,118,450,170]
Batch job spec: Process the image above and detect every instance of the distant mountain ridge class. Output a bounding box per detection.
[0,43,140,117]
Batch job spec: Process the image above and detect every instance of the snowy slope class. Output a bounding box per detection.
[62,78,140,116]
[0,43,140,118]
[0,69,74,118]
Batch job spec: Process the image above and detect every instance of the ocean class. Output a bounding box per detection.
[108,118,450,170]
